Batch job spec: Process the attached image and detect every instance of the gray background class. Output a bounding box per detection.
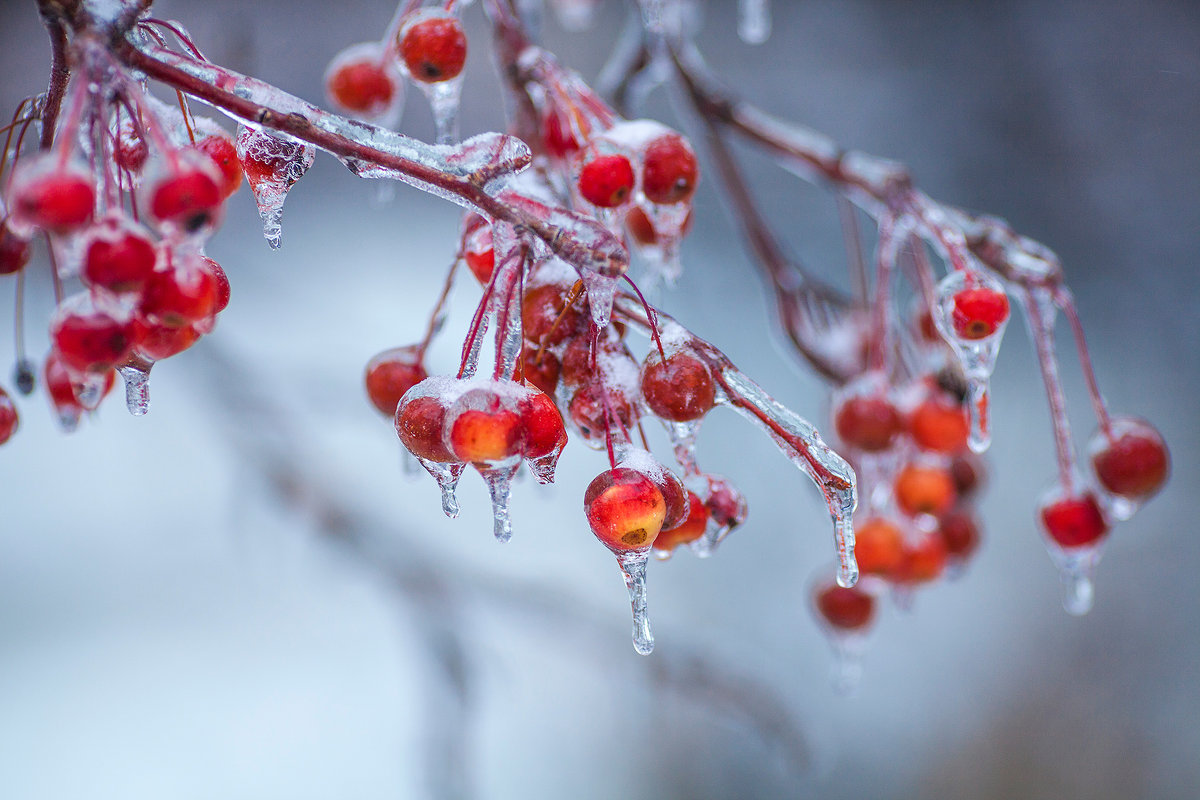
[0,1,1197,798]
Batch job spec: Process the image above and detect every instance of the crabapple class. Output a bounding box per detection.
[834,393,901,452]
[0,388,17,445]
[447,388,523,464]
[895,463,957,517]
[81,221,157,293]
[398,13,467,83]
[852,517,905,577]
[640,348,716,423]
[326,48,397,116]
[365,346,427,417]
[148,155,223,231]
[568,380,637,443]
[132,317,201,362]
[139,251,220,328]
[1039,491,1108,549]
[194,134,243,199]
[10,161,95,234]
[909,394,970,454]
[584,468,666,551]
[1090,417,1169,500]
[522,282,584,346]
[396,392,457,463]
[938,509,981,560]
[0,222,32,275]
[520,389,567,460]
[50,295,137,374]
[578,154,635,208]
[815,581,875,631]
[653,491,709,556]
[951,285,1009,340]
[894,533,948,584]
[641,133,698,205]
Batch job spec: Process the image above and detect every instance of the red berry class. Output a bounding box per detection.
[522,282,584,346]
[0,222,32,275]
[1091,419,1169,500]
[815,581,875,631]
[149,161,223,230]
[624,206,693,247]
[704,475,748,532]
[568,380,637,443]
[132,316,201,362]
[894,463,957,517]
[50,297,137,374]
[584,468,666,551]
[641,465,688,531]
[12,167,95,234]
[654,491,709,556]
[0,387,17,445]
[641,349,716,423]
[81,223,157,293]
[951,286,1009,340]
[326,53,396,116]
[115,125,149,174]
[519,347,561,397]
[448,389,523,464]
[139,251,220,328]
[195,134,243,199]
[543,111,581,159]
[43,352,114,424]
[949,453,985,497]
[365,346,427,417]
[909,395,969,454]
[237,128,314,193]
[203,257,231,315]
[461,215,495,284]
[853,517,905,577]
[520,390,567,460]
[578,154,635,208]
[641,133,698,205]
[396,393,457,463]
[1040,491,1108,548]
[894,533,948,584]
[938,509,981,560]
[560,332,628,388]
[398,14,467,83]
[834,394,901,452]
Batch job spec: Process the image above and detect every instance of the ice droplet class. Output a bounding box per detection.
[966,376,990,453]
[738,0,771,43]
[417,457,465,518]
[117,361,151,416]
[236,125,316,249]
[74,372,109,411]
[481,463,520,542]
[616,549,654,655]
[1051,545,1100,616]
[527,450,562,485]
[665,419,701,476]
[419,77,464,146]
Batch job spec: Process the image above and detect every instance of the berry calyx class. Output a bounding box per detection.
[951,285,1009,340]
[853,517,905,577]
[0,222,32,275]
[11,166,95,234]
[398,14,467,83]
[654,491,709,556]
[894,463,957,517]
[578,154,635,208]
[195,134,243,199]
[396,392,458,463]
[815,582,875,631]
[81,222,157,293]
[365,346,427,417]
[0,387,17,445]
[447,389,523,464]
[641,349,716,423]
[326,52,396,116]
[584,468,666,551]
[641,133,698,205]
[834,393,901,452]
[1091,418,1169,500]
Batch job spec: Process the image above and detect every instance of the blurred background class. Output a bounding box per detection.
[0,1,1197,798]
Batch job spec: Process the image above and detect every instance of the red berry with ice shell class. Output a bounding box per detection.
[578,153,636,208]
[195,134,243,199]
[584,468,667,552]
[1089,416,1169,501]
[81,218,158,293]
[398,12,467,83]
[49,293,138,375]
[641,347,716,423]
[815,581,875,631]
[1039,489,1109,549]
[326,43,398,118]
[0,221,32,275]
[0,387,18,445]
[641,132,698,205]
[365,346,428,418]
[8,156,95,235]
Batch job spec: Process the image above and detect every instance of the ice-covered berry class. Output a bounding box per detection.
[641,348,716,423]
[398,13,467,83]
[584,468,666,551]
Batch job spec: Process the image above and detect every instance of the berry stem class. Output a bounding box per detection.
[622,275,666,362]
[1055,286,1113,437]
[39,14,70,151]
[142,18,207,60]
[1019,286,1077,492]
[418,256,461,361]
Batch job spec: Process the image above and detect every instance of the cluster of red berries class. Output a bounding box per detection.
[0,73,246,434]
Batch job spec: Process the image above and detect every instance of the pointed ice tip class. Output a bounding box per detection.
[837,565,860,589]
[1061,572,1095,616]
[633,633,655,655]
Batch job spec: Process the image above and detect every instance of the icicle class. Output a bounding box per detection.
[738,0,771,43]
[417,457,465,518]
[480,464,519,542]
[966,376,990,453]
[117,360,151,416]
[422,78,463,146]
[825,484,859,587]
[665,419,701,476]
[526,450,562,485]
[579,271,618,333]
[616,549,654,654]
[1053,546,1100,616]
[236,125,316,249]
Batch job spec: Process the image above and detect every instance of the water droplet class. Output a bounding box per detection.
[615,549,654,655]
[117,361,151,416]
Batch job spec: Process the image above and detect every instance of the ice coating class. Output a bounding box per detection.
[487,222,526,381]
[235,125,316,249]
[417,457,464,518]
[481,464,519,542]
[615,549,654,655]
[419,76,463,146]
[551,0,600,31]
[717,368,859,585]
[117,361,151,416]
[1050,544,1101,616]
[493,188,629,279]
[738,0,772,44]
